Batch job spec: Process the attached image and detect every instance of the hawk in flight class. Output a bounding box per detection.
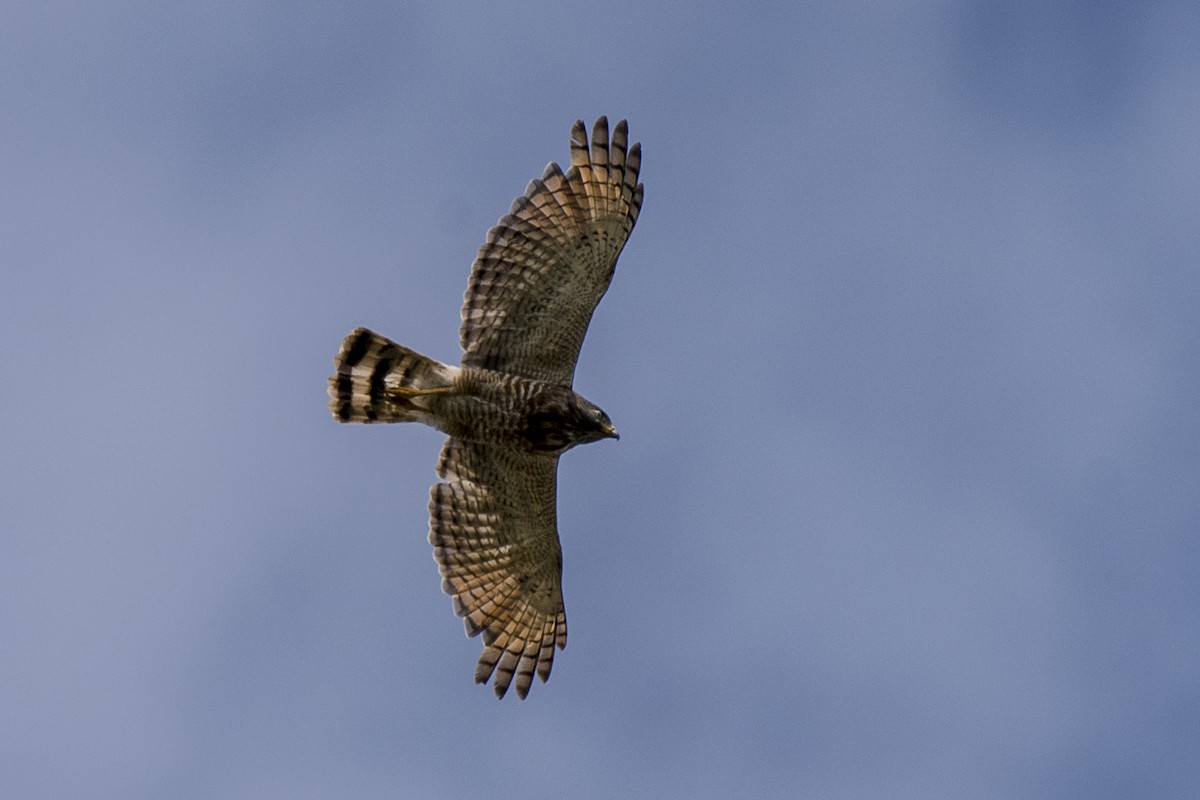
[329,117,643,698]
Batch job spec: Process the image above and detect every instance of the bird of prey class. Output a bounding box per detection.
[328,117,643,699]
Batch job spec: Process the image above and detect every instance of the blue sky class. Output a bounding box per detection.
[3,2,1199,798]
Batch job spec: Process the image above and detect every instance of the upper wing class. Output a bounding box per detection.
[428,437,568,699]
[459,117,644,385]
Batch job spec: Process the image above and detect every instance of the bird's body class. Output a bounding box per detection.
[328,117,642,698]
[330,327,617,454]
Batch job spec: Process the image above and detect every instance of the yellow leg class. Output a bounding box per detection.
[389,385,454,398]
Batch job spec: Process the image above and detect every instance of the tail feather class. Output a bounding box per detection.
[328,327,457,423]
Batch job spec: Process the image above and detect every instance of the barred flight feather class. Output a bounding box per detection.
[429,439,567,699]
[460,116,643,385]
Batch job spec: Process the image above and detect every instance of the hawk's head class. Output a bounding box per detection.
[522,387,618,454]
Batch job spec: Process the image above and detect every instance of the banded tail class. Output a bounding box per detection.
[328,327,458,423]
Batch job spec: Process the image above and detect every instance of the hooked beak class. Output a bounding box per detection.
[602,422,620,440]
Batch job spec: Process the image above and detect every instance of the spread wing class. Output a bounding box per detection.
[459,116,644,385]
[428,438,567,699]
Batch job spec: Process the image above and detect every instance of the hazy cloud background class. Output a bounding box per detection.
[3,2,1198,798]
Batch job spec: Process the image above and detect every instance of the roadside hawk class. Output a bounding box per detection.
[328,117,643,699]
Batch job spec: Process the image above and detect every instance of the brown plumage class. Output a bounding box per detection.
[328,117,642,698]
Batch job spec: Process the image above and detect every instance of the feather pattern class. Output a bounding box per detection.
[429,438,567,699]
[459,117,643,385]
